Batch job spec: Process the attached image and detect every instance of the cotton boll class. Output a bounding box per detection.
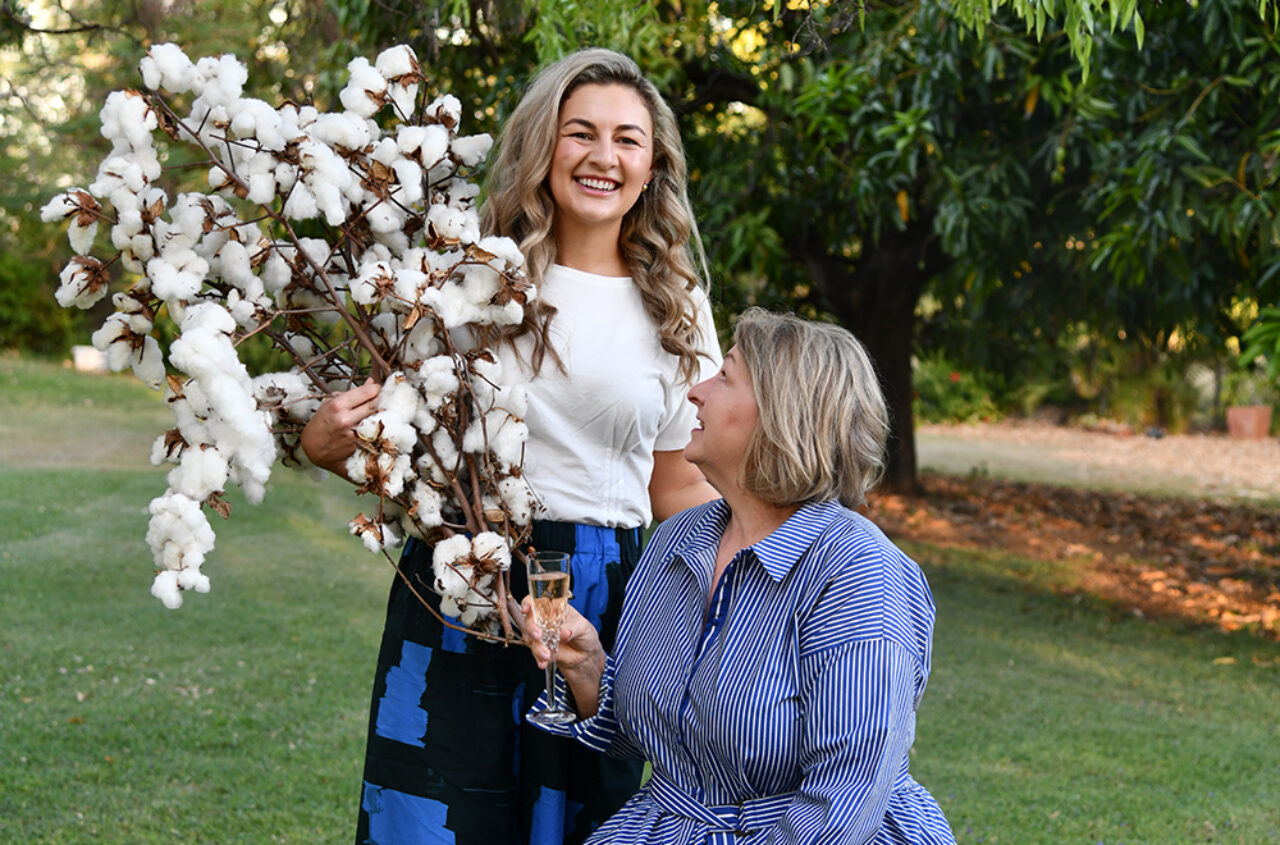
[476,235,525,272]
[132,335,166,389]
[418,355,460,410]
[55,257,109,309]
[283,183,319,220]
[424,94,462,129]
[151,569,184,609]
[378,371,424,422]
[192,54,248,109]
[339,57,387,118]
[450,133,491,167]
[141,43,196,93]
[410,481,444,529]
[471,532,511,571]
[432,534,473,597]
[389,158,424,205]
[430,427,460,473]
[147,257,202,303]
[177,567,211,593]
[420,124,450,167]
[375,44,418,79]
[167,443,229,500]
[309,112,372,150]
[498,476,536,524]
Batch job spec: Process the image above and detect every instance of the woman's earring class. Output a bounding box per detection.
[642,182,649,191]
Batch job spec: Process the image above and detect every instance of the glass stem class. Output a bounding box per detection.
[545,660,558,711]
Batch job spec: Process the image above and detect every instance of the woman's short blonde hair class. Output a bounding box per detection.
[733,308,890,509]
[481,48,710,382]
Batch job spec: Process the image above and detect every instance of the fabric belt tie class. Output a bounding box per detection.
[647,770,793,842]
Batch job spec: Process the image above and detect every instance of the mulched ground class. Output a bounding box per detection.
[870,473,1280,640]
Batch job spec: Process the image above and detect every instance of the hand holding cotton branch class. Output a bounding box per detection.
[43,43,539,642]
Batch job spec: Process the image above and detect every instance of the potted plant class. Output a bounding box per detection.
[1225,314,1280,438]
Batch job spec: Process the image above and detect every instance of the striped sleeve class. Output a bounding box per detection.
[528,654,646,761]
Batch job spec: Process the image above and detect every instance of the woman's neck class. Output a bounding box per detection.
[719,489,799,553]
[554,223,629,277]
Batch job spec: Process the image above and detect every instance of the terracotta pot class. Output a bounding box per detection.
[1226,405,1273,440]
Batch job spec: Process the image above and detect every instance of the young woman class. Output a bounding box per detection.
[524,309,957,844]
[301,49,722,844]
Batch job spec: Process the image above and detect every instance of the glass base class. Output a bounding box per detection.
[528,708,577,726]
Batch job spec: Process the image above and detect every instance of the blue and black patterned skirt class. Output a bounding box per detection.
[356,520,645,845]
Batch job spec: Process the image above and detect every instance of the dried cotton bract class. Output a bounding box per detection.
[46,44,537,636]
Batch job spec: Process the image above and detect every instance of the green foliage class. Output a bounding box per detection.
[1240,306,1280,380]
[0,249,81,354]
[912,354,1001,424]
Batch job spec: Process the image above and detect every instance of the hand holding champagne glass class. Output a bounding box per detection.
[526,551,577,726]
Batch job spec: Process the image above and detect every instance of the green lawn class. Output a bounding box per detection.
[2,355,1278,843]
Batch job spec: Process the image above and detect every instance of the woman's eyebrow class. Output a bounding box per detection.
[561,117,649,137]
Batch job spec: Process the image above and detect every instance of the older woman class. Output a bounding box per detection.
[525,308,956,844]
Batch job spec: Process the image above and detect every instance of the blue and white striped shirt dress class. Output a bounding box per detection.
[533,498,956,844]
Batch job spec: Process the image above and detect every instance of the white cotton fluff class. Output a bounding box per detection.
[357,411,418,455]
[378,371,423,421]
[151,569,183,609]
[169,302,277,504]
[88,155,129,200]
[430,427,460,474]
[419,284,477,331]
[192,54,248,110]
[391,267,428,306]
[432,534,473,597]
[146,491,217,607]
[252,371,320,423]
[476,235,525,272]
[409,480,444,529]
[351,261,393,306]
[133,335,166,389]
[100,90,158,152]
[167,443,230,500]
[470,532,511,571]
[147,257,203,304]
[444,180,482,211]
[140,43,196,93]
[375,44,417,78]
[230,98,287,151]
[350,517,401,553]
[460,262,502,308]
[90,312,135,372]
[389,158,424,205]
[498,476,536,524]
[40,192,79,223]
[284,183,319,221]
[450,133,492,167]
[340,57,387,118]
[55,258,108,310]
[419,355,461,410]
[425,94,462,128]
[401,321,441,368]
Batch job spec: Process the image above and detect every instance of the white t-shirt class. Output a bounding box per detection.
[496,264,722,528]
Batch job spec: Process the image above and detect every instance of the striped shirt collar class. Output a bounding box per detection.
[673,498,846,583]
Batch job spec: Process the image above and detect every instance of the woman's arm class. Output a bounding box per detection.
[299,379,381,478]
[648,449,719,522]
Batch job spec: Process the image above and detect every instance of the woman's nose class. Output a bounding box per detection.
[687,378,708,406]
[587,138,618,168]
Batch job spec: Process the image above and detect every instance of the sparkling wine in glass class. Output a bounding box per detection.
[526,551,576,726]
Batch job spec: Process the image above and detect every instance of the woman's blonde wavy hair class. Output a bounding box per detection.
[480,48,710,383]
[733,309,890,510]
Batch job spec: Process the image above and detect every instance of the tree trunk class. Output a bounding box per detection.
[796,218,949,495]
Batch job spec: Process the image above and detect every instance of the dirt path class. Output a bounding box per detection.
[876,421,1280,640]
[916,420,1280,501]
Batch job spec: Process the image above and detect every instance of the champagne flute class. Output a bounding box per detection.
[526,551,577,726]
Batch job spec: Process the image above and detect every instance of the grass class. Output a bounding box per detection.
[3,354,1279,843]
